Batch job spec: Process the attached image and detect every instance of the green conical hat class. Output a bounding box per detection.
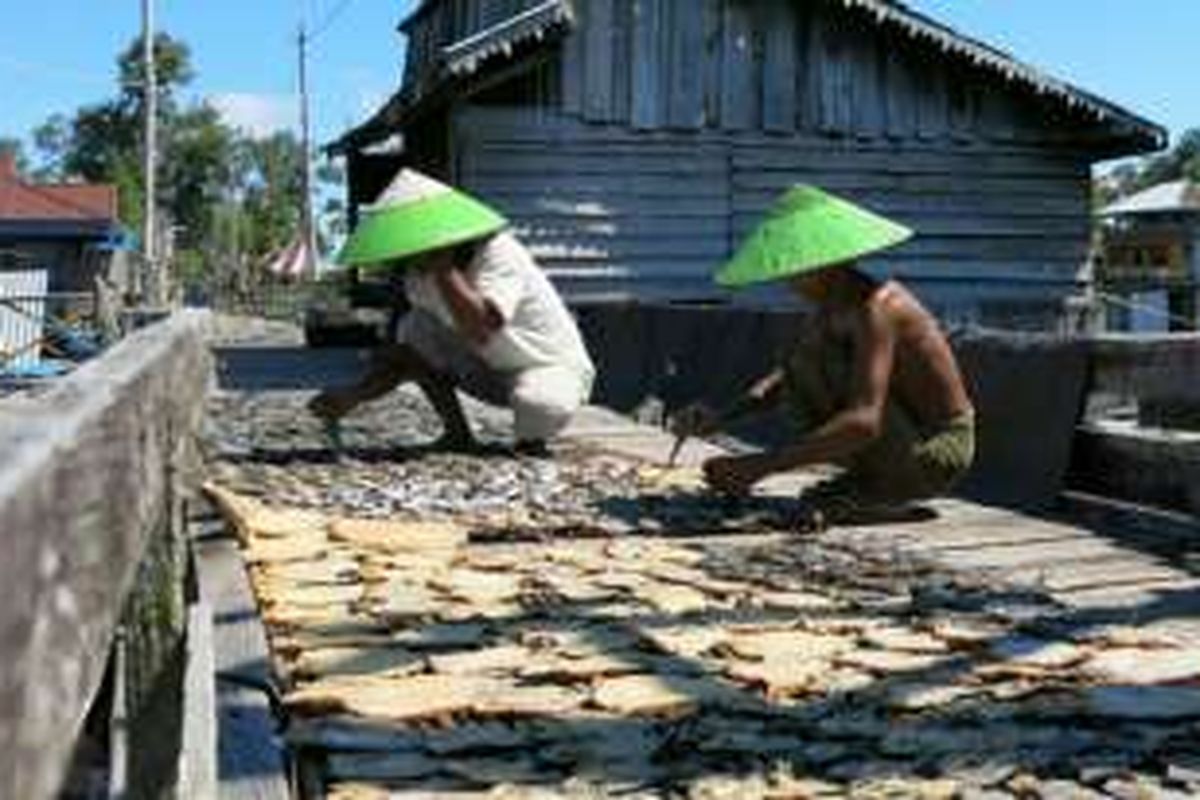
[716,185,913,287]
[336,168,507,269]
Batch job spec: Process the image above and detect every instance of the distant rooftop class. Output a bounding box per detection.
[1101,180,1200,216]
[0,152,118,223]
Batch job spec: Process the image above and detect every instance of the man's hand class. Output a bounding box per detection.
[670,403,722,439]
[703,454,767,495]
[433,267,503,346]
[308,389,355,420]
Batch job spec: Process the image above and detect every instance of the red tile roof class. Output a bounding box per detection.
[0,152,118,223]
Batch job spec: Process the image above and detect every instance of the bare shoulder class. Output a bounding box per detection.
[874,281,939,330]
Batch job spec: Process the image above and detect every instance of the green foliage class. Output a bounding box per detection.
[1097,127,1200,208]
[0,137,28,172]
[23,31,344,288]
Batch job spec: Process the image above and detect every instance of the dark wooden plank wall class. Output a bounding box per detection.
[402,0,550,89]
[454,108,1091,314]
[455,109,732,302]
[552,0,1082,143]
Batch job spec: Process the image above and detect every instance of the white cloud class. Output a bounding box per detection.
[209,93,298,138]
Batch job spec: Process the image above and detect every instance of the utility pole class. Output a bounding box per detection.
[141,0,159,304]
[298,22,317,278]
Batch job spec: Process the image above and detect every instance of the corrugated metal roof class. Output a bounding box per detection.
[1100,180,1200,216]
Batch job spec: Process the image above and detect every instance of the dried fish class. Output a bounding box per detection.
[202,354,1199,798]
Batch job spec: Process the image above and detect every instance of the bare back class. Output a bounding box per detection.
[828,279,973,427]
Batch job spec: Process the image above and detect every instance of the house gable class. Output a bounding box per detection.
[337,0,1163,159]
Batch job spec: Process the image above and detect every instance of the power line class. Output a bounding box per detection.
[310,0,356,41]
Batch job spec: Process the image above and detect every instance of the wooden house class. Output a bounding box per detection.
[0,152,131,298]
[333,0,1164,327]
[1097,180,1200,331]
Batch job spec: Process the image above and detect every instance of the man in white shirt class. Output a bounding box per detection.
[309,169,595,455]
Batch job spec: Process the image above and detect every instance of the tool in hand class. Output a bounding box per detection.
[323,416,344,458]
[667,432,686,467]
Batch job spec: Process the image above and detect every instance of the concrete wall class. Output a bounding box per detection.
[0,311,211,799]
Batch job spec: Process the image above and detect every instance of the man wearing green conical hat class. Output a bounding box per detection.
[673,185,975,529]
[308,169,595,455]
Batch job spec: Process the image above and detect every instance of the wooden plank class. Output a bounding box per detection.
[1057,579,1200,617]
[479,143,1082,179]
[667,0,705,129]
[702,0,722,127]
[947,71,972,137]
[979,82,1019,142]
[178,602,217,800]
[794,3,818,132]
[499,196,733,218]
[473,154,729,176]
[518,235,1083,268]
[513,216,733,237]
[885,43,917,138]
[853,23,885,138]
[828,14,855,133]
[193,528,289,799]
[513,217,734,240]
[540,256,758,275]
[610,0,633,125]
[456,106,1098,159]
[730,169,1084,199]
[719,0,756,130]
[561,25,584,115]
[1003,560,1191,594]
[916,50,947,140]
[466,172,729,196]
[925,540,1147,570]
[630,0,664,129]
[583,0,616,122]
[732,196,1085,226]
[761,0,797,133]
[508,209,1089,247]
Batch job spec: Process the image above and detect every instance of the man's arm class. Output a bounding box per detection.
[434,267,504,347]
[308,344,419,419]
[722,368,787,424]
[705,304,896,492]
[671,368,786,438]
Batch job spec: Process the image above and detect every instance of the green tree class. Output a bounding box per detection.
[238,132,306,258]
[29,34,195,232]
[0,137,28,172]
[23,32,344,292]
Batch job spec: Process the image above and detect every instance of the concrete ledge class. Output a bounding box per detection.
[1070,421,1200,514]
[0,310,212,799]
[1088,334,1200,421]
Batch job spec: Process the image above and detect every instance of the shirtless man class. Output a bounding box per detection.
[674,185,975,527]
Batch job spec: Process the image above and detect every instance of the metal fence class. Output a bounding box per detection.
[0,278,106,382]
[0,269,48,371]
[196,277,353,322]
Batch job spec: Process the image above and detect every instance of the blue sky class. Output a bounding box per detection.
[1,1,1195,161]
